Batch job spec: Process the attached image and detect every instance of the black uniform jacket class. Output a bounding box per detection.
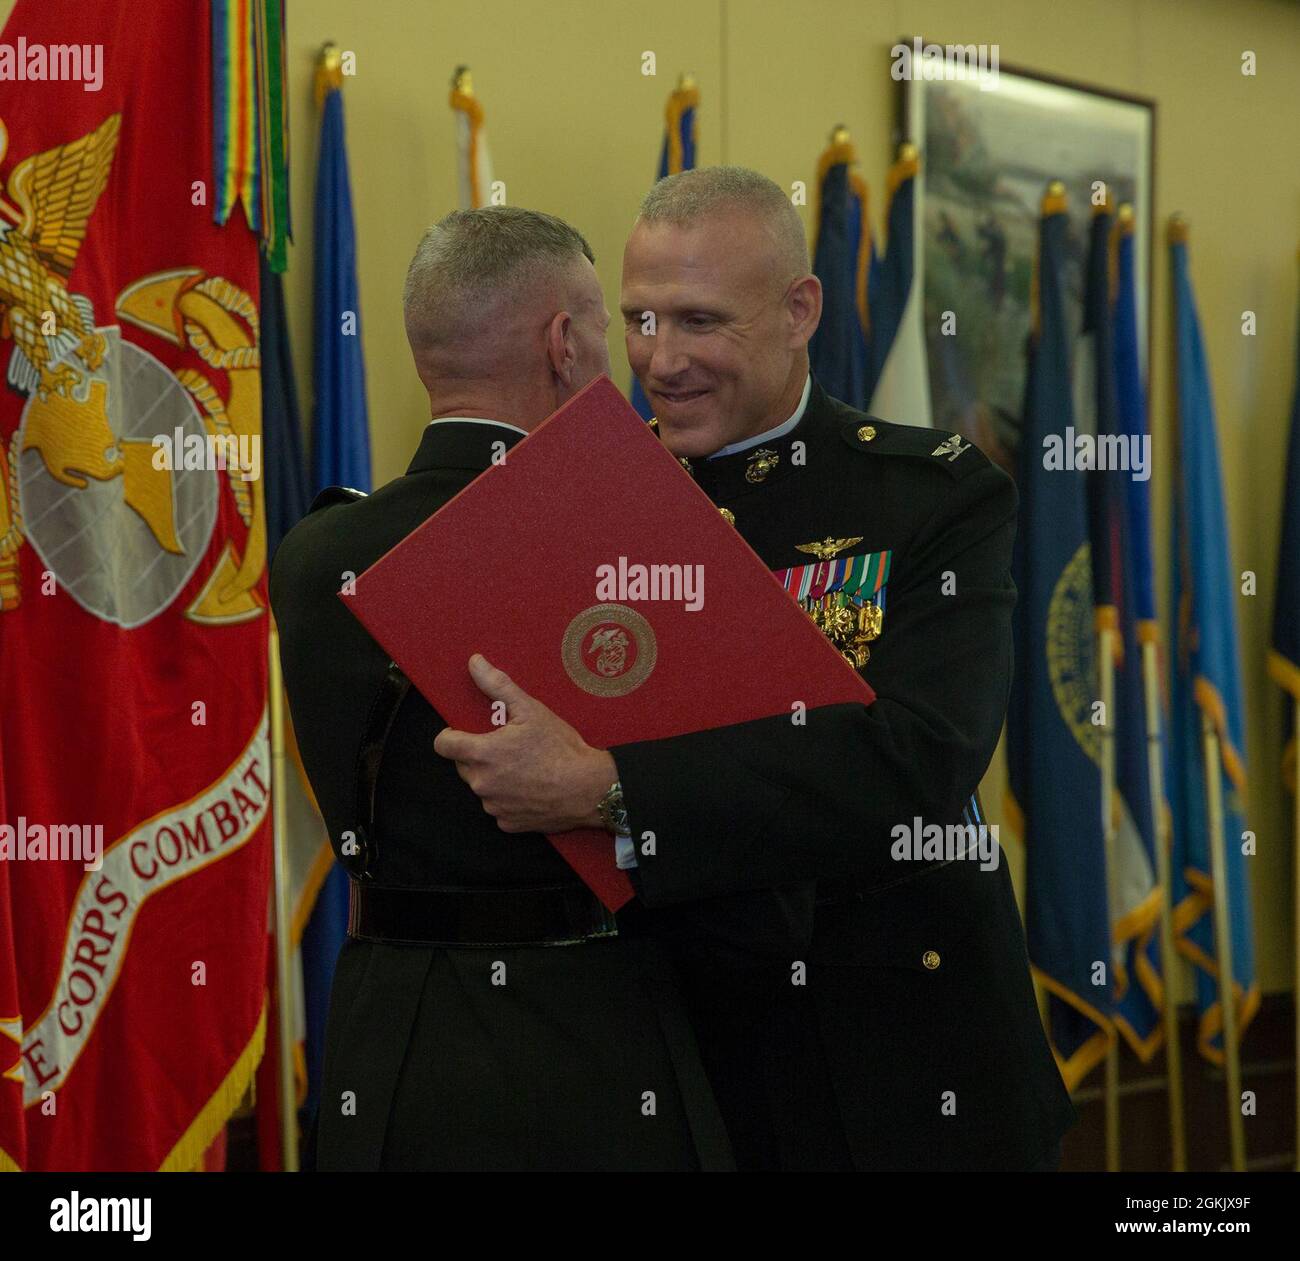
[271,379,1078,1172]
[270,419,734,1172]
[609,377,1078,1170]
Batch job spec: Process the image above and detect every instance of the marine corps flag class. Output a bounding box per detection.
[1167,222,1258,1064]
[1007,186,1113,1091]
[0,0,269,1168]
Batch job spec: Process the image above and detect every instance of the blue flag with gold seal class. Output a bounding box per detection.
[1167,222,1258,1064]
[1007,185,1113,1092]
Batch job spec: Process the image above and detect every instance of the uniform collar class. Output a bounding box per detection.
[684,376,827,502]
[705,374,812,459]
[407,417,527,474]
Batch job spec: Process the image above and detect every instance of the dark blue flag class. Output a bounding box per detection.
[809,133,868,409]
[1008,186,1112,1092]
[311,76,371,491]
[302,67,374,1129]
[1081,204,1162,1060]
[261,253,308,557]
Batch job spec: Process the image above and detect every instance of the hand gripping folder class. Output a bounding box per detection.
[346,376,875,910]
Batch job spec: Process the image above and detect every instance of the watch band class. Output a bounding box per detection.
[597,779,630,835]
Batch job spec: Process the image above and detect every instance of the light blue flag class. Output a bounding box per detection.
[1167,226,1258,1065]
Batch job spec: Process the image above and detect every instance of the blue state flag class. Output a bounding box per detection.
[1008,186,1112,1092]
[630,79,698,420]
[1167,223,1258,1064]
[1080,204,1162,1061]
[1268,258,1300,790]
[311,69,371,491]
[302,63,374,1132]
[808,131,868,410]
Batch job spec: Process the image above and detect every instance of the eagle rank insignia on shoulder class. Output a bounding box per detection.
[931,434,971,462]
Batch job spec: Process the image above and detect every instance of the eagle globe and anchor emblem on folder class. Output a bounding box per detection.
[562,602,658,698]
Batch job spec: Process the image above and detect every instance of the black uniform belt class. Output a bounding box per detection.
[348,880,620,947]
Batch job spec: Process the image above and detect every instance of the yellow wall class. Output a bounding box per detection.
[0,0,1295,997]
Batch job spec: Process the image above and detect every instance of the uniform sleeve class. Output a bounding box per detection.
[611,461,1018,907]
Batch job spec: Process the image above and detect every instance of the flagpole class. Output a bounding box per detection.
[1098,623,1121,1171]
[1141,638,1187,1170]
[1201,716,1246,1171]
[268,625,300,1172]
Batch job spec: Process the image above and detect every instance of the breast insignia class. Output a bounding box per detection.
[795,536,863,561]
[774,548,891,669]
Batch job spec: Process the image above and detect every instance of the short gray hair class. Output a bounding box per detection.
[403,206,594,352]
[636,166,809,277]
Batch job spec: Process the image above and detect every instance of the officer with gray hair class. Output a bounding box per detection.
[271,205,735,1171]
[442,167,1078,1171]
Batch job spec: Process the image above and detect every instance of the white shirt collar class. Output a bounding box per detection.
[426,416,528,436]
[706,375,812,459]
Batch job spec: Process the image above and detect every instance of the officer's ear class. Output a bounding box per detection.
[784,274,822,349]
[545,309,576,388]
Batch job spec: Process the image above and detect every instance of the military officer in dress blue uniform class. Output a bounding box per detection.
[436,168,1078,1170]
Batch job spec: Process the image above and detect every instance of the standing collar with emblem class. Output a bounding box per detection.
[673,377,831,501]
[406,417,527,474]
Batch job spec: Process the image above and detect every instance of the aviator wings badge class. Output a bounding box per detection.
[795,536,864,562]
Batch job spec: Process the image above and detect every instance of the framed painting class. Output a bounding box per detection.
[897,50,1155,474]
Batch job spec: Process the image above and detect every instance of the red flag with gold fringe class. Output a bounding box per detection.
[0,0,270,1169]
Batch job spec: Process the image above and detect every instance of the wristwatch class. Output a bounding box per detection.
[596,780,630,836]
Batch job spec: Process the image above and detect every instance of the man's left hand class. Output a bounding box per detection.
[432,653,618,834]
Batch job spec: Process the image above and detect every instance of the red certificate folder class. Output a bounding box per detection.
[345,376,876,911]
